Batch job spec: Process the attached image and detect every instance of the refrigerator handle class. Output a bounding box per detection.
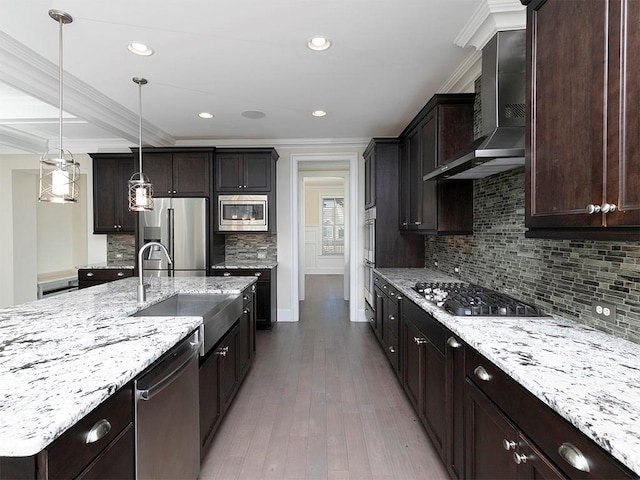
[167,208,175,277]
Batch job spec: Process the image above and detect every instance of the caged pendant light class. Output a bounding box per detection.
[128,77,154,211]
[39,9,80,204]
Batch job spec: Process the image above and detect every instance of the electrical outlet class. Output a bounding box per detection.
[454,266,461,274]
[257,251,266,259]
[433,261,438,268]
[592,300,616,320]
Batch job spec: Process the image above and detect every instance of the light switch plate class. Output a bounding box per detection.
[592,300,616,321]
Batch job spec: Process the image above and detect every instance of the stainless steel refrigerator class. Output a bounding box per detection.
[139,197,208,277]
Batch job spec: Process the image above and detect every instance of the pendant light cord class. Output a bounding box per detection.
[58,16,64,159]
[138,81,143,174]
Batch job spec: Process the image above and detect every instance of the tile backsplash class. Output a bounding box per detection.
[225,234,277,263]
[425,168,640,344]
[107,234,135,264]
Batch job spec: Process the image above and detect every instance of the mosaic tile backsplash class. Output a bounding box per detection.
[425,168,640,344]
[107,234,136,264]
[225,234,277,262]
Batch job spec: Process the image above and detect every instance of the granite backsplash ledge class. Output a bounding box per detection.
[425,168,640,344]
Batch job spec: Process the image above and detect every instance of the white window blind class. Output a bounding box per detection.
[321,196,345,255]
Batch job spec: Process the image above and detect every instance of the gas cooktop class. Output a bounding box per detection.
[413,282,546,317]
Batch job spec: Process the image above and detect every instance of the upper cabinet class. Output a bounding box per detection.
[524,0,640,239]
[399,94,475,234]
[214,148,278,193]
[133,148,213,198]
[90,153,136,234]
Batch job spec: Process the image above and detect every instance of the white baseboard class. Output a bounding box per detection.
[276,309,295,322]
[352,308,368,322]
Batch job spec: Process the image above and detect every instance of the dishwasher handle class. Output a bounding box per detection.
[136,332,201,401]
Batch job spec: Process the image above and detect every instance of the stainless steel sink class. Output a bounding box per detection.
[133,294,243,356]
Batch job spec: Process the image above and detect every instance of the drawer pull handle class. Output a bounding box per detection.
[86,419,111,444]
[390,291,395,296]
[243,295,250,301]
[414,336,428,345]
[243,308,250,314]
[503,439,517,451]
[474,366,491,381]
[389,346,395,353]
[388,315,395,321]
[86,272,94,277]
[558,443,590,472]
[396,295,403,301]
[254,272,262,277]
[117,272,124,277]
[223,272,230,277]
[513,452,528,465]
[447,337,462,349]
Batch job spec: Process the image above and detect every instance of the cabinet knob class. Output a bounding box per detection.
[167,190,172,194]
[586,204,601,214]
[601,202,617,213]
[447,337,462,349]
[414,221,422,225]
[117,272,124,277]
[558,443,590,472]
[113,225,118,229]
[254,272,262,277]
[474,366,491,381]
[238,185,243,189]
[402,222,408,226]
[243,308,250,314]
[513,452,528,465]
[396,296,403,301]
[243,294,250,301]
[503,439,517,451]
[173,190,177,194]
[390,291,395,296]
[86,419,111,444]
[223,272,230,277]
[388,315,396,321]
[389,346,395,353]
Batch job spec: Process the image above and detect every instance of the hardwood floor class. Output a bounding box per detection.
[199,275,448,480]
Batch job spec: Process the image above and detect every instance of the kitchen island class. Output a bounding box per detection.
[375,267,640,477]
[0,275,256,459]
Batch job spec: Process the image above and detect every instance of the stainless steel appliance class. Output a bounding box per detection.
[363,207,376,307]
[135,330,202,480]
[139,197,207,277]
[217,194,268,232]
[413,282,547,317]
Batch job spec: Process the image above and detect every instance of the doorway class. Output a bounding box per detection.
[290,153,359,322]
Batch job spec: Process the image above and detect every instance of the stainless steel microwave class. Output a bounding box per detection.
[217,194,268,232]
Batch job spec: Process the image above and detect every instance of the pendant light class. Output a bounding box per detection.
[39,9,80,203]
[128,77,154,211]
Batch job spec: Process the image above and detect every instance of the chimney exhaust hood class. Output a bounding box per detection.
[424,29,526,181]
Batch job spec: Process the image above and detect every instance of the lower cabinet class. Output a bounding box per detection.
[78,268,133,289]
[373,276,401,378]
[199,285,256,458]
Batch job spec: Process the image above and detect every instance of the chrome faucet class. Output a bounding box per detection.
[137,241,172,304]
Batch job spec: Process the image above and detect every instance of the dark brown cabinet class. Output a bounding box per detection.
[210,268,277,329]
[402,298,446,460]
[524,0,640,239]
[78,268,133,289]
[90,153,136,234]
[363,139,424,267]
[398,94,475,234]
[214,148,278,193]
[238,285,256,379]
[134,148,213,197]
[372,276,401,377]
[445,333,465,480]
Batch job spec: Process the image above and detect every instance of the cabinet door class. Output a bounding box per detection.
[143,152,173,197]
[518,433,565,480]
[445,334,465,480]
[244,153,271,191]
[374,286,385,341]
[199,350,221,452]
[526,0,607,228]
[118,159,137,232]
[215,153,243,192]
[399,139,410,229]
[219,325,239,412]
[172,152,210,196]
[238,299,253,379]
[93,157,120,234]
[420,114,437,231]
[76,425,134,480]
[607,0,640,227]
[423,338,446,459]
[407,127,422,228]
[255,279,270,328]
[402,318,424,416]
[364,149,375,209]
[464,379,519,480]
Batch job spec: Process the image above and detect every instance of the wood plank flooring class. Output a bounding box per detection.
[199,275,448,480]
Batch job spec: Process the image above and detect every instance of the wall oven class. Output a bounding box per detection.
[364,207,376,307]
[218,194,268,232]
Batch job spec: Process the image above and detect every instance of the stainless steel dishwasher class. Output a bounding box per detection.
[135,330,201,480]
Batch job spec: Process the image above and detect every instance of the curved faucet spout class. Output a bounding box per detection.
[137,241,172,304]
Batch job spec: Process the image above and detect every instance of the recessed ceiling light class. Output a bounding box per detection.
[312,110,327,117]
[241,110,266,119]
[127,42,154,56]
[198,112,214,119]
[307,36,331,51]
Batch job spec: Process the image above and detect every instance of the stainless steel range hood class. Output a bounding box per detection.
[424,29,526,181]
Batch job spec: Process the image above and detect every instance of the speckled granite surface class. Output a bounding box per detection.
[211,261,278,269]
[375,267,640,476]
[0,276,255,457]
[76,262,135,269]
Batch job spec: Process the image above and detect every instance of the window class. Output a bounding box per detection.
[321,196,344,255]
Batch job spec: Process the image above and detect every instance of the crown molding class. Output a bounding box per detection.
[175,137,370,150]
[454,0,526,51]
[0,126,48,153]
[0,31,174,151]
[439,49,482,93]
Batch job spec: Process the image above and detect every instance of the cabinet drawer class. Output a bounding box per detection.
[465,347,634,479]
[78,269,133,282]
[403,299,445,354]
[212,269,271,281]
[47,384,133,479]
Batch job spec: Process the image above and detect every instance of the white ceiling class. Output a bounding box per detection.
[0,0,525,155]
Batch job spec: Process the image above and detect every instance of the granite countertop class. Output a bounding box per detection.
[0,275,256,457]
[211,260,278,270]
[375,267,640,476]
[77,262,135,270]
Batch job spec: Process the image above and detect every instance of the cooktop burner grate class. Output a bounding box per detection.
[413,282,546,317]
